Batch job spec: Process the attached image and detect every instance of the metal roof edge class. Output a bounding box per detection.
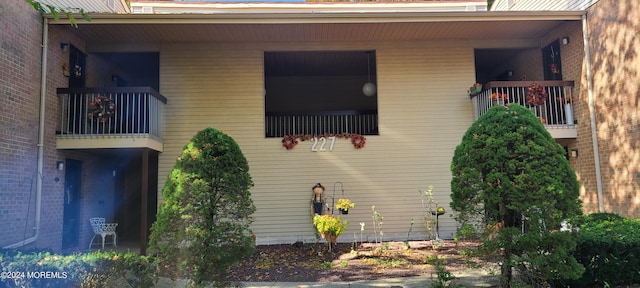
[46,9,586,25]
[129,1,486,10]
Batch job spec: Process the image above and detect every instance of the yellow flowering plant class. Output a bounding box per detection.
[335,198,355,211]
[312,215,348,238]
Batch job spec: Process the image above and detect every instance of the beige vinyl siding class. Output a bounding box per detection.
[159,41,475,244]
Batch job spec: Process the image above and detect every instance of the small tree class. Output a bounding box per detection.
[149,127,255,286]
[450,104,583,287]
[419,185,438,240]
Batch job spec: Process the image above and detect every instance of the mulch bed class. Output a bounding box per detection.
[225,240,490,283]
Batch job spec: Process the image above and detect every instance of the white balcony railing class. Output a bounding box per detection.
[470,81,576,138]
[56,87,167,139]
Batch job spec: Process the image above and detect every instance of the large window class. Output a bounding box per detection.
[264,50,378,137]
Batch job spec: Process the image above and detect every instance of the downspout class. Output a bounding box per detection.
[582,14,605,212]
[3,18,47,249]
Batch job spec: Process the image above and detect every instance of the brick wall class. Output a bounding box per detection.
[540,20,604,214]
[586,0,640,217]
[539,2,640,218]
[0,0,98,251]
[45,24,121,251]
[40,24,89,252]
[0,0,44,248]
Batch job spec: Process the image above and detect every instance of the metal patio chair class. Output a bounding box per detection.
[89,217,118,250]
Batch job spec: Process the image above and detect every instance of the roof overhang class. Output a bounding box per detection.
[45,7,585,45]
[47,8,585,24]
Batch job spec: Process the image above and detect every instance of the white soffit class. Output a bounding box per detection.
[45,3,585,44]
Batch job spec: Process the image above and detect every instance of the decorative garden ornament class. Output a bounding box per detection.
[311,183,325,215]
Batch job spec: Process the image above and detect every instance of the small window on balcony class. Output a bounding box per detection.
[264,51,378,138]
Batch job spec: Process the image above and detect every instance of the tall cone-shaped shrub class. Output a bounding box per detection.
[149,127,255,286]
[450,104,583,287]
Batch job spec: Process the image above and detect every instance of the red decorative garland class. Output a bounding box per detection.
[282,133,366,150]
[282,135,299,150]
[351,134,366,149]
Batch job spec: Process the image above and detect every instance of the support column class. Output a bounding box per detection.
[140,149,149,255]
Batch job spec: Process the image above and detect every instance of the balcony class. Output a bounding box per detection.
[265,111,378,137]
[56,87,167,151]
[470,81,577,139]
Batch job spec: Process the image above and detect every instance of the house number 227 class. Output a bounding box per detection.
[311,136,336,152]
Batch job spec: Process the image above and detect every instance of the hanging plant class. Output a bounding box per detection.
[525,83,547,107]
[335,198,355,214]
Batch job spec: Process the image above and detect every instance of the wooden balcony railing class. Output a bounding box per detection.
[470,80,576,125]
[56,87,167,139]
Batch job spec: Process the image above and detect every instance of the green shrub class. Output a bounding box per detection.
[559,214,640,287]
[454,223,477,243]
[450,104,584,287]
[568,212,623,227]
[0,249,157,288]
[427,256,462,288]
[149,127,256,286]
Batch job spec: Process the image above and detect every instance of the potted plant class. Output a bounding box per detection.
[468,82,483,96]
[335,198,355,214]
[313,214,348,243]
[491,92,509,106]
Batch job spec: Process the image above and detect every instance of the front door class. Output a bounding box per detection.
[62,159,82,250]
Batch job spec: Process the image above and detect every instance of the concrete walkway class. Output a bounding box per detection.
[239,270,498,288]
[156,268,499,287]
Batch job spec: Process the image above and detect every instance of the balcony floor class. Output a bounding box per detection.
[546,125,577,139]
[56,134,163,152]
